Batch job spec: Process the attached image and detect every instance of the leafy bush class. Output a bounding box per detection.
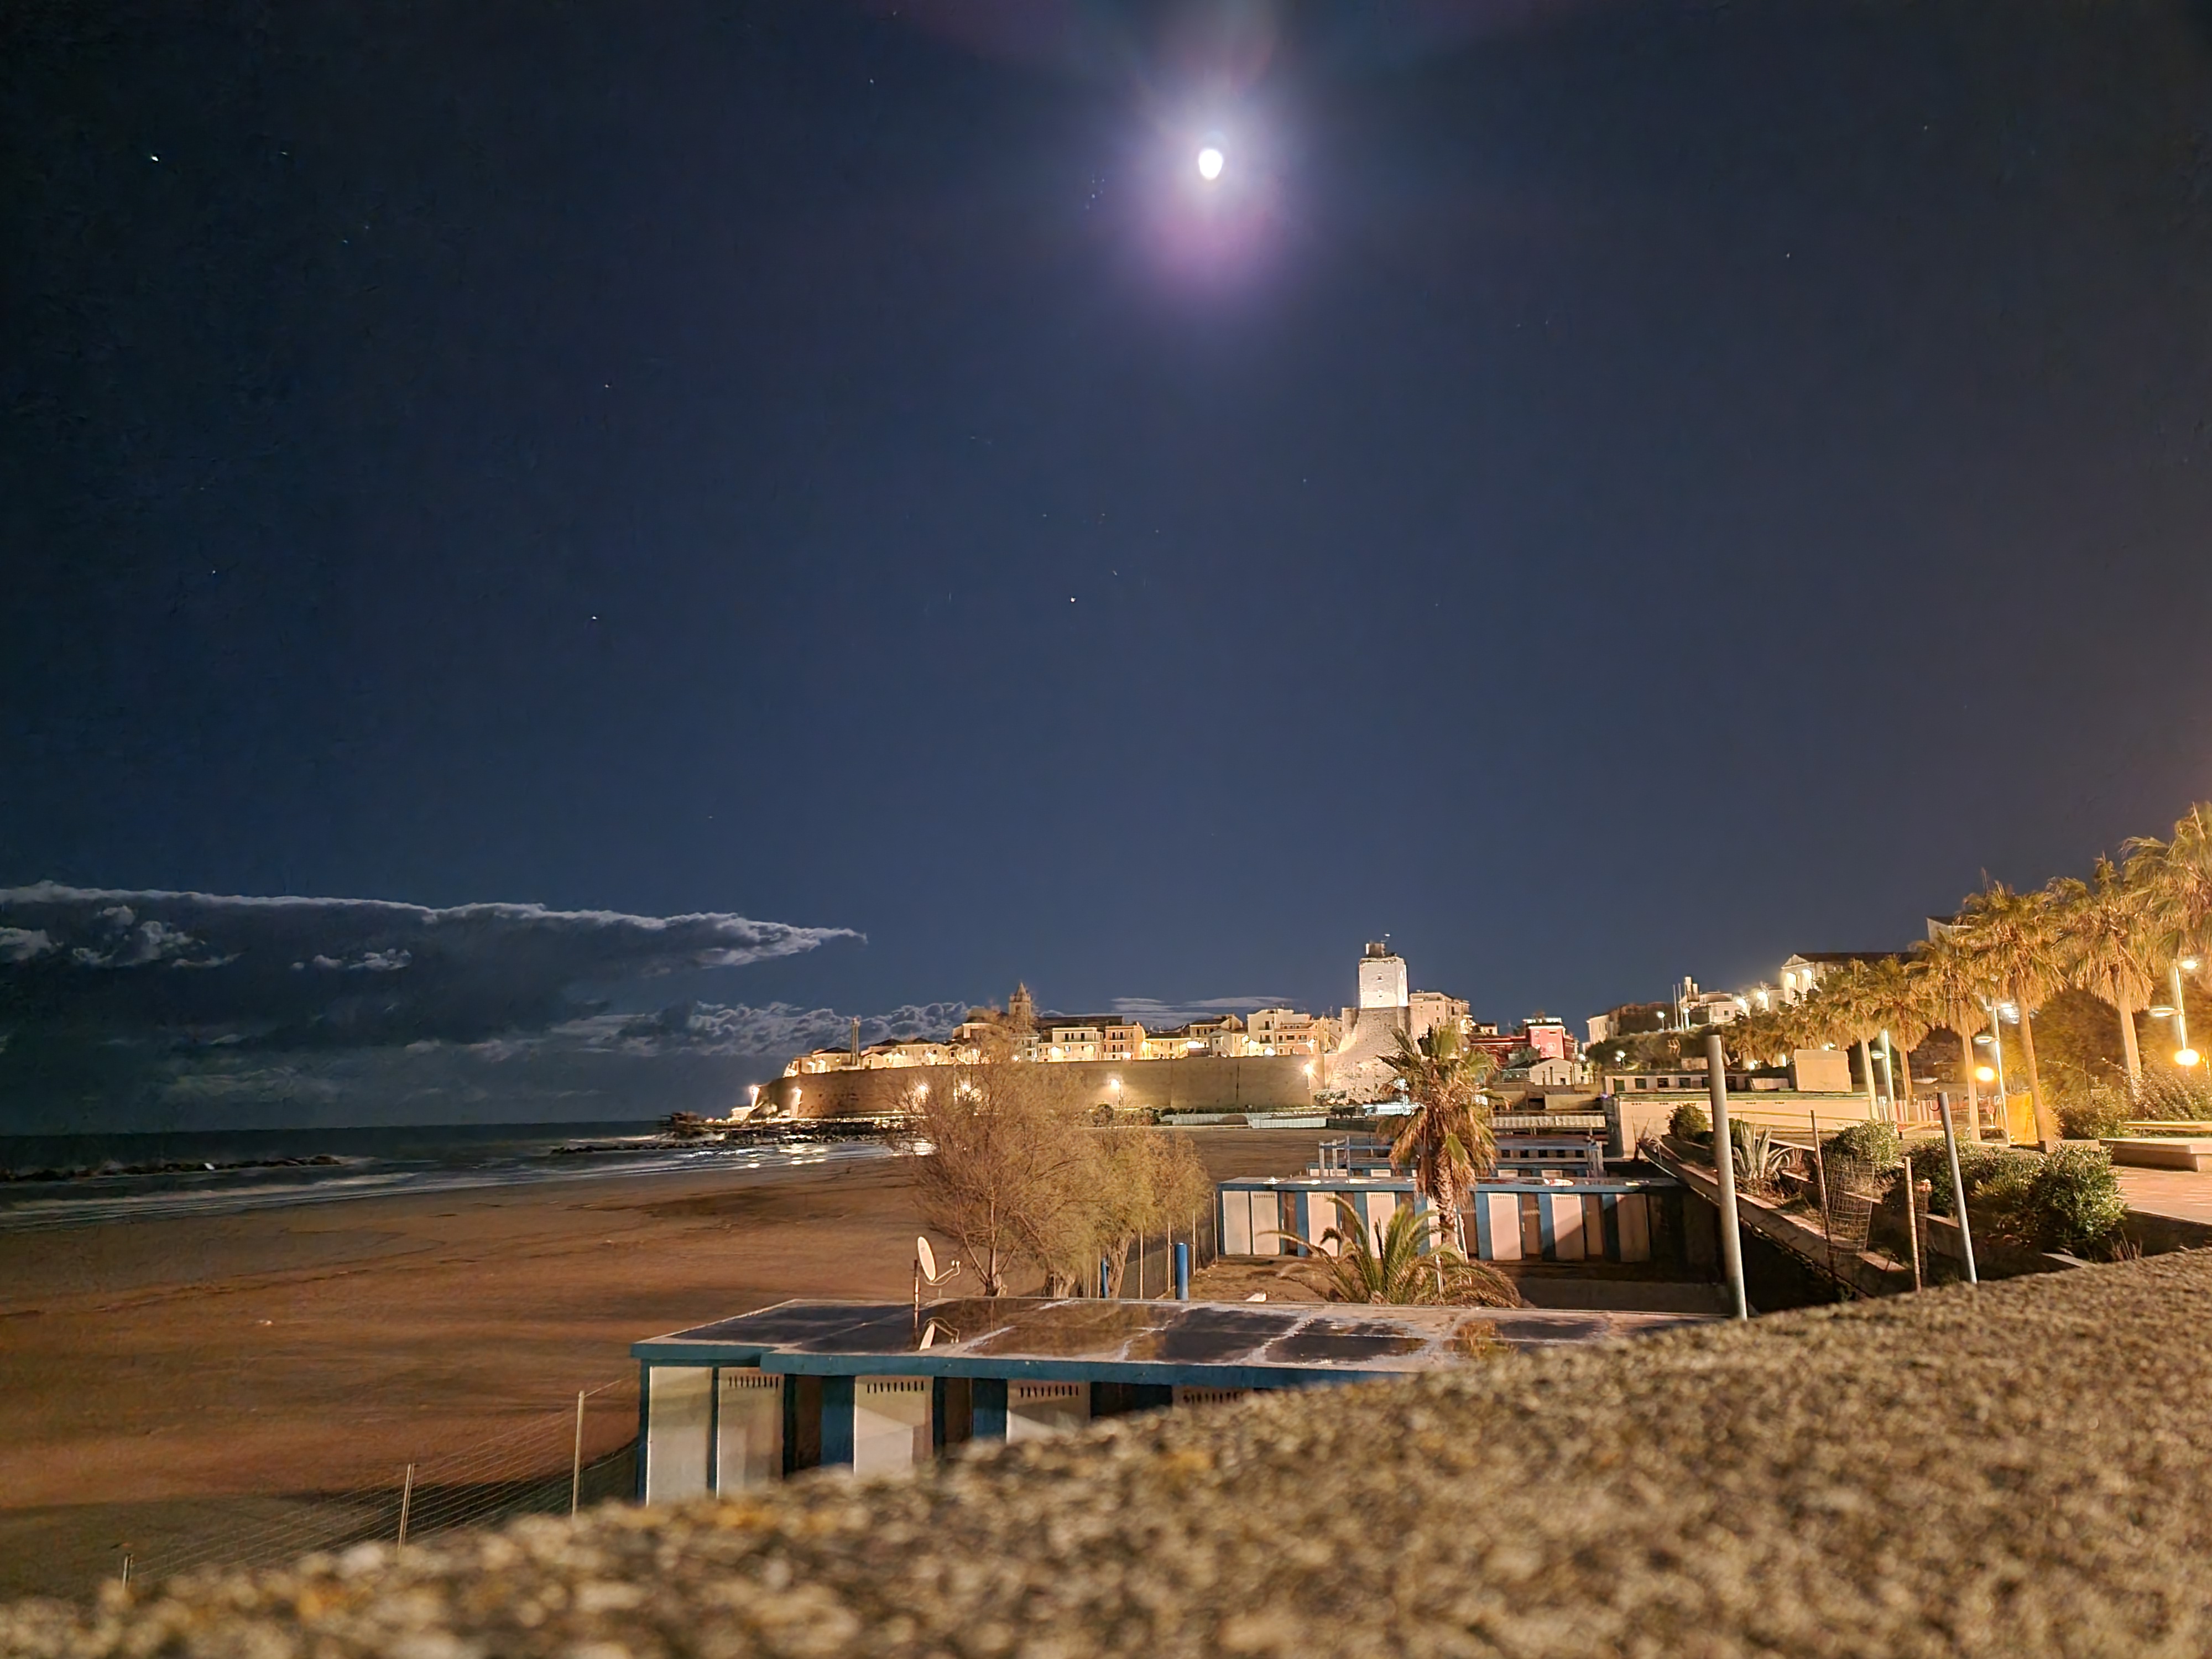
[1824,1120,1902,1171]
[1668,1102,1711,1144]
[1978,1143,2128,1255]
[2056,1084,2130,1142]
[2129,1067,2212,1124]
[1913,1139,2029,1218]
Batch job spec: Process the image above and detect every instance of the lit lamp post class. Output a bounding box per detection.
[1979,999,2011,1139]
[2173,957,2200,1068]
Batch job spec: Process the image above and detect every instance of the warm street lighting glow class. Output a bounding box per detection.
[2184,958,2201,972]
[2151,1005,2177,1018]
[911,1082,927,1098]
[1974,1065,1996,1083]
[2179,1048,2202,1068]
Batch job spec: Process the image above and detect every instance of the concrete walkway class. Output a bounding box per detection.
[2116,1165,2212,1226]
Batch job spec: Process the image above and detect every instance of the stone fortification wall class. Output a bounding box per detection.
[764,1056,1316,1119]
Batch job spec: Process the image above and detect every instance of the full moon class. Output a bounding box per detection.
[1196,145,1224,181]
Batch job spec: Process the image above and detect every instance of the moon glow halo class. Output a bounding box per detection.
[1196,145,1225,181]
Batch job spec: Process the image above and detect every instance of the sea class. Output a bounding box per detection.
[0,1120,898,1234]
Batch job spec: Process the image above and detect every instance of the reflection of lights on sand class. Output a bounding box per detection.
[1197,145,1224,180]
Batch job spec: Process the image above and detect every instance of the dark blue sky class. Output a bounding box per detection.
[8,0,2212,1036]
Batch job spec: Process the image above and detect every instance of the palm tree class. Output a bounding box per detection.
[2125,805,2212,968]
[1722,1000,1806,1072]
[1799,958,1887,1114]
[1288,1196,1522,1307]
[1381,1024,1496,1253]
[1840,956,1918,1110]
[2048,855,2156,1082]
[1917,929,1999,1130]
[1952,880,2065,1147]
[2125,807,2212,1073]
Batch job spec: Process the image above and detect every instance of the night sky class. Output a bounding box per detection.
[7,1,2212,1126]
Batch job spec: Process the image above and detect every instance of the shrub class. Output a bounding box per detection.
[1978,1143,2128,1255]
[2056,1084,2130,1142]
[1730,1121,1790,1189]
[1913,1139,2029,1218]
[1825,1120,1902,1171]
[2130,1067,2212,1124]
[1668,1102,1711,1144]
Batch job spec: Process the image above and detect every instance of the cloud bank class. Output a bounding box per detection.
[0,883,857,1048]
[0,884,969,1133]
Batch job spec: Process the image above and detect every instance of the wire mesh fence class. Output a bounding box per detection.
[1089,1208,1219,1298]
[118,1379,638,1590]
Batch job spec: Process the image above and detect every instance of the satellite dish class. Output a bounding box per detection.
[912,1237,963,1326]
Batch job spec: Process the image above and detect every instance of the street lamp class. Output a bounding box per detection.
[2171,957,2198,1065]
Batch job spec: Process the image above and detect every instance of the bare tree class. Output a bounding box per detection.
[907,1047,1093,1296]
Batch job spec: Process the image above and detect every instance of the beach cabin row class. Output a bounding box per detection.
[1217,1174,1677,1265]
[639,1368,1251,1499]
[629,1297,1711,1504]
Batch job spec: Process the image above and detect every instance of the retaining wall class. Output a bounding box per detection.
[764,1056,1318,1119]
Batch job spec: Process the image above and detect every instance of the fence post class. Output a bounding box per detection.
[571,1390,587,1516]
[397,1463,416,1547]
[1937,1091,1978,1285]
[1175,1241,1190,1301]
[1704,1032,1749,1321]
[1808,1109,1838,1288]
[1902,1153,1923,1292]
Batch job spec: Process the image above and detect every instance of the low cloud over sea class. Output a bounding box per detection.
[0,883,964,1133]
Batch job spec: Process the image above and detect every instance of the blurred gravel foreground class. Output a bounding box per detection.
[10,1256,2212,1657]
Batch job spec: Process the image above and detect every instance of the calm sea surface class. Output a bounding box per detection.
[0,1121,895,1233]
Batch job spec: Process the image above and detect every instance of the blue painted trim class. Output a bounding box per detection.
[1216,1176,1672,1199]
[1174,1242,1190,1300]
[634,1361,651,1503]
[1535,1193,1556,1259]
[972,1378,1008,1440]
[749,1355,1395,1390]
[1473,1192,1493,1259]
[819,1375,855,1467]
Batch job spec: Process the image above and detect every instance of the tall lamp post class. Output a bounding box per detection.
[2172,957,2200,1068]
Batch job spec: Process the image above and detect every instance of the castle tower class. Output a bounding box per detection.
[1357,941,1408,1012]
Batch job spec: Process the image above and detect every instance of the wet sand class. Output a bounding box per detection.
[0,1129,1319,1600]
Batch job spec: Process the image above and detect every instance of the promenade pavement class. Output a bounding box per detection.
[2115,1165,2212,1227]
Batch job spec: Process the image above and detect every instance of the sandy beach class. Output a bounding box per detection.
[0,1129,1319,1600]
